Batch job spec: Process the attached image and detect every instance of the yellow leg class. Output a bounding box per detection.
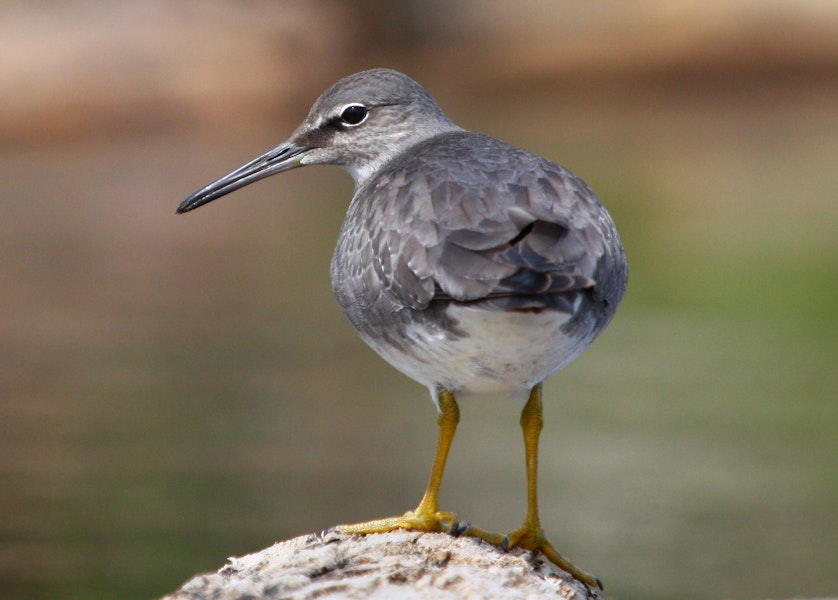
[337,388,459,534]
[461,384,603,591]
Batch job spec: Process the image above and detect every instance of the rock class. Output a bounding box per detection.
[162,529,597,599]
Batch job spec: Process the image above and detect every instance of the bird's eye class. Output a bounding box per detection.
[339,104,369,126]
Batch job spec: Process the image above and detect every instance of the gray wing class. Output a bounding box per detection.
[367,132,621,313]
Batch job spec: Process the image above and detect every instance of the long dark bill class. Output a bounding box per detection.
[176,141,310,214]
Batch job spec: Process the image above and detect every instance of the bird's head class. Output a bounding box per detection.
[177,68,459,214]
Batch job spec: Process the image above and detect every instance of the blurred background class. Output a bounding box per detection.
[1,1,836,599]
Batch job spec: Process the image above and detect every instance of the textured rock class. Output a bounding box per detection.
[162,529,597,599]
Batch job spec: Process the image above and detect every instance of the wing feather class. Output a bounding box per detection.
[365,132,614,312]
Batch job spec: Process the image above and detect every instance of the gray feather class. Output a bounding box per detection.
[337,131,624,315]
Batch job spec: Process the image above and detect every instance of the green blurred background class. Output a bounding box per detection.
[1,2,836,599]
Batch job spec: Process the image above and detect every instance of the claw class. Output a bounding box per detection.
[449,521,470,537]
[594,576,604,591]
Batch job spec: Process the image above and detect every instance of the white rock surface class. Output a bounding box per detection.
[162,529,597,599]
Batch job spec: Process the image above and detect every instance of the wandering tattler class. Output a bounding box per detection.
[177,68,627,590]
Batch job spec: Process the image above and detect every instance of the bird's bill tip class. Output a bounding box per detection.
[176,141,310,214]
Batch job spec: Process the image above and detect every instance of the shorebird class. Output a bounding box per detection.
[178,68,627,590]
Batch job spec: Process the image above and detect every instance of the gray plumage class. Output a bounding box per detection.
[178,68,627,397]
[177,69,627,589]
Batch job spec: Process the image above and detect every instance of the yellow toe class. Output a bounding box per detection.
[337,509,457,535]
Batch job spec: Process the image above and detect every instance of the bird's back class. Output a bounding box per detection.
[332,131,626,330]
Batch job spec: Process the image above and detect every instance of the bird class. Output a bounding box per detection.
[177,68,627,591]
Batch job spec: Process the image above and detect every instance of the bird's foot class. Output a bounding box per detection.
[459,522,603,591]
[337,507,457,535]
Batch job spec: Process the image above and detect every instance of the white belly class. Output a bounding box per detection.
[362,305,592,396]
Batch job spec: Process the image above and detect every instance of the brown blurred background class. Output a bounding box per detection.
[1,2,836,599]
